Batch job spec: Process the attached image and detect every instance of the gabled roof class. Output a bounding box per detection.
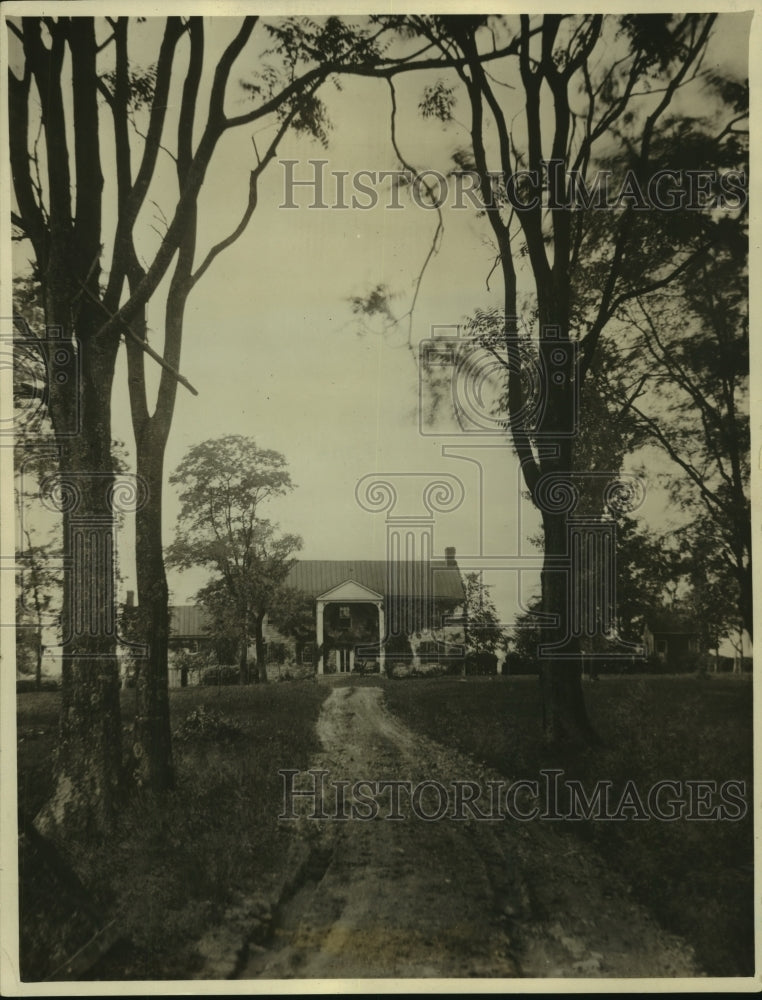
[169,605,210,639]
[166,559,464,638]
[286,559,464,603]
[316,579,384,601]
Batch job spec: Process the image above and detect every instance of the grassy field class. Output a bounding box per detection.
[16,673,755,979]
[17,681,330,980]
[382,673,754,978]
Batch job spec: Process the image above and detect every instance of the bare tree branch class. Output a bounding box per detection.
[189,107,296,290]
[76,278,199,396]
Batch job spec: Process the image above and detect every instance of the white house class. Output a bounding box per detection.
[266,548,466,675]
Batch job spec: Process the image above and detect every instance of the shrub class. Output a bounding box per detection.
[200,665,240,686]
[393,660,448,679]
[352,656,379,676]
[16,678,60,694]
[503,653,539,675]
[171,649,209,686]
[174,706,242,743]
[266,642,290,665]
[383,633,413,675]
[465,651,498,676]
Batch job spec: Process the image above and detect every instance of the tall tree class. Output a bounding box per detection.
[392,13,746,742]
[608,237,751,641]
[8,14,421,828]
[166,436,302,684]
[108,15,347,785]
[9,17,125,834]
[677,514,743,662]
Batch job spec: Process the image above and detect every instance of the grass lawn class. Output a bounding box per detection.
[17,681,330,980]
[382,673,754,978]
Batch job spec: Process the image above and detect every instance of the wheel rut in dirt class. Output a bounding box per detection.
[240,685,700,980]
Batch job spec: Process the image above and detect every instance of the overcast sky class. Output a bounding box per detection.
[7,9,754,636]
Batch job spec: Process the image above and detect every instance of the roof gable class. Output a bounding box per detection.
[317,579,383,601]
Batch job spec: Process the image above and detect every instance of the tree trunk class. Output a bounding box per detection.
[132,447,174,790]
[538,507,600,747]
[239,634,250,685]
[36,342,124,839]
[11,15,125,840]
[738,556,753,644]
[255,616,267,684]
[35,636,43,692]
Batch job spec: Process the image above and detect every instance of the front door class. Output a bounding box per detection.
[337,649,352,673]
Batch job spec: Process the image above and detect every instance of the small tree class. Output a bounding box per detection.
[462,572,509,675]
[166,436,302,683]
[269,588,316,645]
[15,539,60,689]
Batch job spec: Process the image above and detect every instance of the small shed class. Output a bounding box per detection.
[643,613,701,668]
[168,605,211,653]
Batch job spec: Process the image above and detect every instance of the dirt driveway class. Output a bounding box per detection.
[241,684,700,980]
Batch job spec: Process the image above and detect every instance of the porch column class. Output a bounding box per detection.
[377,601,385,677]
[317,600,324,675]
[349,648,355,673]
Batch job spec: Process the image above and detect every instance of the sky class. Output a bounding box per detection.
[5,9,755,646]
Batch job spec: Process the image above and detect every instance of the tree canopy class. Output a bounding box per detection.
[167,436,301,683]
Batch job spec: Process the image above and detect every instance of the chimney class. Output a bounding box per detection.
[125,590,135,608]
[444,546,456,567]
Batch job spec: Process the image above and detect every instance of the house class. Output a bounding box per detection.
[122,592,212,654]
[122,596,214,686]
[168,604,211,654]
[129,546,466,682]
[266,547,466,675]
[642,612,702,669]
[117,590,212,687]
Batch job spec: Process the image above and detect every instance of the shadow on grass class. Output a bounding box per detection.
[382,673,754,978]
[17,681,330,981]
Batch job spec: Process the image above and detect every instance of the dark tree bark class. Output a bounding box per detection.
[424,13,722,745]
[9,14,537,830]
[538,509,598,744]
[131,437,174,789]
[10,17,125,837]
[239,627,251,685]
[114,17,304,773]
[255,614,267,684]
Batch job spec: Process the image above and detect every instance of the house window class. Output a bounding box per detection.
[338,606,351,630]
[301,643,314,665]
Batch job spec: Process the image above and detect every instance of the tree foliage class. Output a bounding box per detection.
[462,573,509,657]
[605,235,751,640]
[393,12,747,742]
[9,13,433,823]
[167,436,302,683]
